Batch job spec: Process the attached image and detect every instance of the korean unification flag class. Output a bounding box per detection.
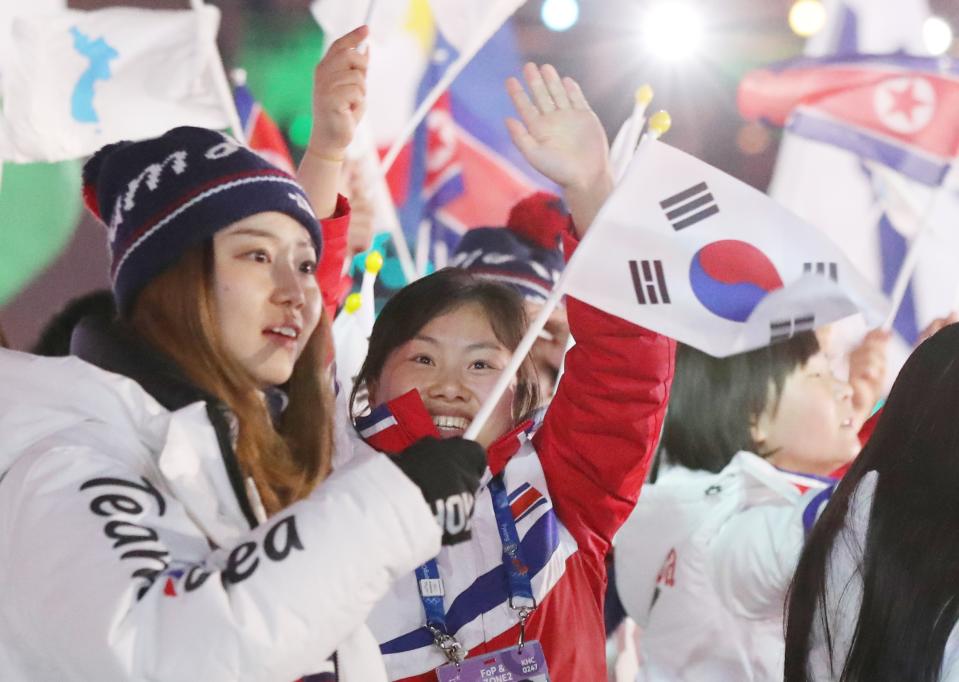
[0,7,231,162]
[564,140,890,357]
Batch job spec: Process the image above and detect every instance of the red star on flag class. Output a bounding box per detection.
[886,81,925,122]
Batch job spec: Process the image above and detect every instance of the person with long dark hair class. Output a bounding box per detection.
[784,322,959,682]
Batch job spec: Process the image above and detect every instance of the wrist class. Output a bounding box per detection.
[562,167,614,239]
[305,142,346,164]
[562,167,614,201]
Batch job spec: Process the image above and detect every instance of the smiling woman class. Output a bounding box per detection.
[354,269,540,449]
[0,25,464,682]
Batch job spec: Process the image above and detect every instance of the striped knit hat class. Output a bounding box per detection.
[449,192,568,303]
[82,126,321,315]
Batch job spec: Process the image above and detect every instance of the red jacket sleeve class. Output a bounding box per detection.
[532,231,675,560]
[315,194,352,319]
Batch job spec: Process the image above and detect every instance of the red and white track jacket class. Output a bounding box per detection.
[362,248,676,681]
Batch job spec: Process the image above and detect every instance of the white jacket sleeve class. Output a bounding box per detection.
[0,431,440,681]
[709,501,806,621]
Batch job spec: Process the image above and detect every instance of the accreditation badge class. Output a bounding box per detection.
[435,641,549,682]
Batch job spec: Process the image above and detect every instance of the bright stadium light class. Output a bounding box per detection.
[788,0,827,38]
[541,0,579,32]
[641,2,706,62]
[923,16,954,56]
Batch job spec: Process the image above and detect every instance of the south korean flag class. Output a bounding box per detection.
[564,139,890,357]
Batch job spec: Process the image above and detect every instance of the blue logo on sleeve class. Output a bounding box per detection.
[69,26,118,124]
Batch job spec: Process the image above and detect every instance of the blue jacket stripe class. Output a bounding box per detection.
[379,509,561,655]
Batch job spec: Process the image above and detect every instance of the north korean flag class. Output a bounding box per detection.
[739,54,959,186]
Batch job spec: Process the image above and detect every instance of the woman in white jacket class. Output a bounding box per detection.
[784,322,959,682]
[0,27,484,682]
[615,333,861,681]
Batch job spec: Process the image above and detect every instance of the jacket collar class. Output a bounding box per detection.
[70,315,288,422]
[71,315,216,412]
[70,315,261,529]
[355,388,534,474]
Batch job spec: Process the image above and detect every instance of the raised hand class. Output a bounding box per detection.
[298,25,368,219]
[847,328,890,425]
[505,63,613,237]
[308,25,369,161]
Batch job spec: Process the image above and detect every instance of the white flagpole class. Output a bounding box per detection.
[463,113,672,442]
[379,2,521,174]
[611,85,653,182]
[351,120,418,282]
[880,166,953,332]
[463,259,576,441]
[189,0,246,145]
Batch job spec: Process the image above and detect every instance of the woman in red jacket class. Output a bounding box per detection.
[348,62,676,681]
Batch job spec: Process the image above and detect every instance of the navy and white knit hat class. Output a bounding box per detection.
[449,192,568,303]
[82,126,322,315]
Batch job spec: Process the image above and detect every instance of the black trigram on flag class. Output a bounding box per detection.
[629,260,671,305]
[659,182,719,231]
[770,314,815,343]
[803,262,838,281]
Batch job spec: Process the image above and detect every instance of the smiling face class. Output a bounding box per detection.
[211,212,321,388]
[752,350,861,476]
[368,302,517,448]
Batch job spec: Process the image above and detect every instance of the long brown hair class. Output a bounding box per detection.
[351,268,540,424]
[131,243,334,516]
[0,321,8,349]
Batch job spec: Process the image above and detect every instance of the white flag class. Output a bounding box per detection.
[764,0,959,377]
[311,0,526,148]
[564,140,890,357]
[311,0,525,54]
[0,7,230,162]
[0,0,66,87]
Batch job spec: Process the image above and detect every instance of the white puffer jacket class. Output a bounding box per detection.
[0,348,441,681]
[615,451,834,681]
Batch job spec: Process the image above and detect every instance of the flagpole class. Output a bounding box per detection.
[611,85,653,182]
[463,257,577,442]
[379,1,521,174]
[880,166,952,332]
[464,113,672,442]
[351,120,417,282]
[188,0,246,145]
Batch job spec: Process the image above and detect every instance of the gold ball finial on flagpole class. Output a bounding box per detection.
[364,250,384,274]
[344,293,363,314]
[635,84,654,107]
[648,110,672,139]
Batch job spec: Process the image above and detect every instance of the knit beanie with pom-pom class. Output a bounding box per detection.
[82,126,322,315]
[448,192,569,304]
